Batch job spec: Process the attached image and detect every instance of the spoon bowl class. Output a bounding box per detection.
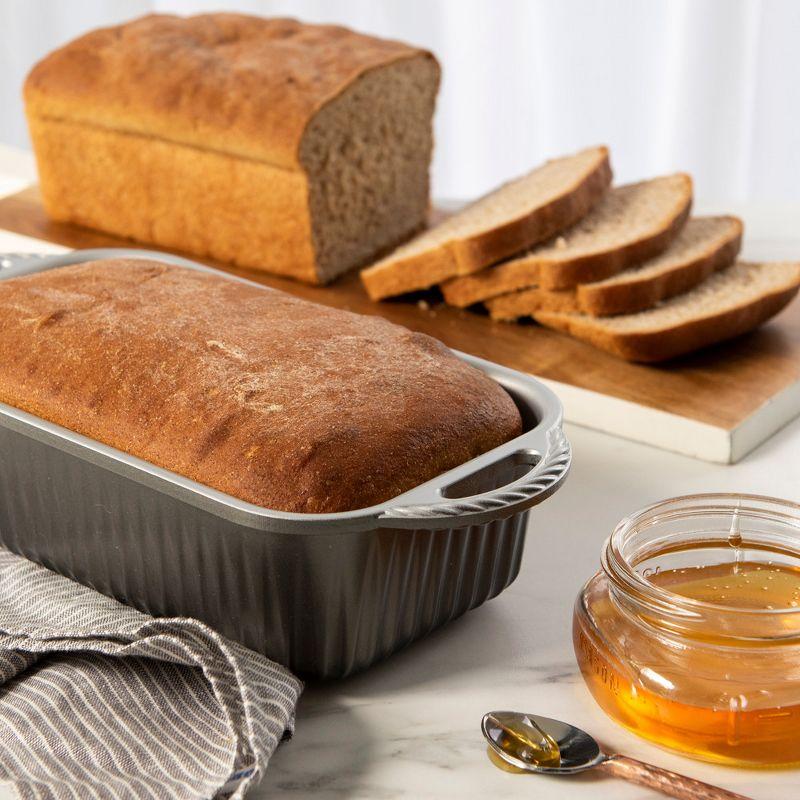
[481,711,604,774]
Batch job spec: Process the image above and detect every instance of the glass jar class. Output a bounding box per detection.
[573,494,800,767]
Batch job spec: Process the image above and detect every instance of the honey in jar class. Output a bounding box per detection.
[574,495,800,767]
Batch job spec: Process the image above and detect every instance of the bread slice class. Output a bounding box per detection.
[486,216,742,320]
[486,285,580,319]
[441,173,693,306]
[360,145,612,300]
[532,261,800,363]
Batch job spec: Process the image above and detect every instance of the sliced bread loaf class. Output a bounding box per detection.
[441,173,693,306]
[532,261,800,363]
[360,145,612,300]
[486,215,742,320]
[25,15,441,284]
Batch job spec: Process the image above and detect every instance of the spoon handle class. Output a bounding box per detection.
[600,755,753,800]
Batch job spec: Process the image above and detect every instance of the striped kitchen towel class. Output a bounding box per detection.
[0,549,302,800]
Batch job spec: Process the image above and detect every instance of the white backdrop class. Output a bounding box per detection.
[1,0,798,204]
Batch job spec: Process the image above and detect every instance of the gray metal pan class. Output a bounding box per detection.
[0,248,570,677]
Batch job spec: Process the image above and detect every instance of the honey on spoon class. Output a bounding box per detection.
[483,712,560,773]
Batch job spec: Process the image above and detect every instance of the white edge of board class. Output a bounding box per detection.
[730,379,800,463]
[539,375,800,464]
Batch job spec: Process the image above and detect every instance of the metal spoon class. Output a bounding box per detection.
[481,711,754,800]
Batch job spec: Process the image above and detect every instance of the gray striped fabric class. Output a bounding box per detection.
[0,549,302,800]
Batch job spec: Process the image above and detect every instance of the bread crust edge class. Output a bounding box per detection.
[534,281,800,363]
[577,217,743,315]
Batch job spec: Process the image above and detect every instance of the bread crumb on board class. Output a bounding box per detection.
[417,299,437,316]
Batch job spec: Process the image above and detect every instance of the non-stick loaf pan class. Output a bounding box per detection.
[0,249,571,678]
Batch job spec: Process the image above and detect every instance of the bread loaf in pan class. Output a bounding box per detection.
[24,14,440,284]
[0,259,521,513]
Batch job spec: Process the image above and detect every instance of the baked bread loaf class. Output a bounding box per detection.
[24,14,440,284]
[360,146,612,300]
[533,261,800,362]
[486,216,742,320]
[0,259,521,512]
[442,174,692,305]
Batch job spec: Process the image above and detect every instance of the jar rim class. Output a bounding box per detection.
[602,493,800,632]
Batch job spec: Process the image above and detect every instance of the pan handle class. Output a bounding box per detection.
[378,426,570,530]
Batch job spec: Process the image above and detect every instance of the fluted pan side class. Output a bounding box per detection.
[0,419,531,678]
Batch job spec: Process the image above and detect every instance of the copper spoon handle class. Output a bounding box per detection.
[599,755,753,800]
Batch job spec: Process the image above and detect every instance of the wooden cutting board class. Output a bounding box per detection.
[1,185,799,463]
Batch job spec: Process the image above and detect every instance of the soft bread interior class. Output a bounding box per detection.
[300,55,439,283]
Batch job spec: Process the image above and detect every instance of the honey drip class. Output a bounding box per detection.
[728,504,743,573]
[575,547,800,766]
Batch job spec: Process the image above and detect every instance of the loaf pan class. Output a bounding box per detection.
[0,249,571,678]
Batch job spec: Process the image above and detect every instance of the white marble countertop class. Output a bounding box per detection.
[252,417,800,800]
[0,145,798,799]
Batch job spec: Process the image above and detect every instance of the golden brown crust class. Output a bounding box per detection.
[361,247,460,301]
[0,260,521,512]
[534,284,800,363]
[28,116,321,282]
[486,287,578,320]
[24,13,432,169]
[442,256,545,307]
[361,147,612,301]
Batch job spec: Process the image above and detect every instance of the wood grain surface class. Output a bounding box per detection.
[1,185,799,430]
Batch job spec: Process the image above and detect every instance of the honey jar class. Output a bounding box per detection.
[573,494,800,767]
